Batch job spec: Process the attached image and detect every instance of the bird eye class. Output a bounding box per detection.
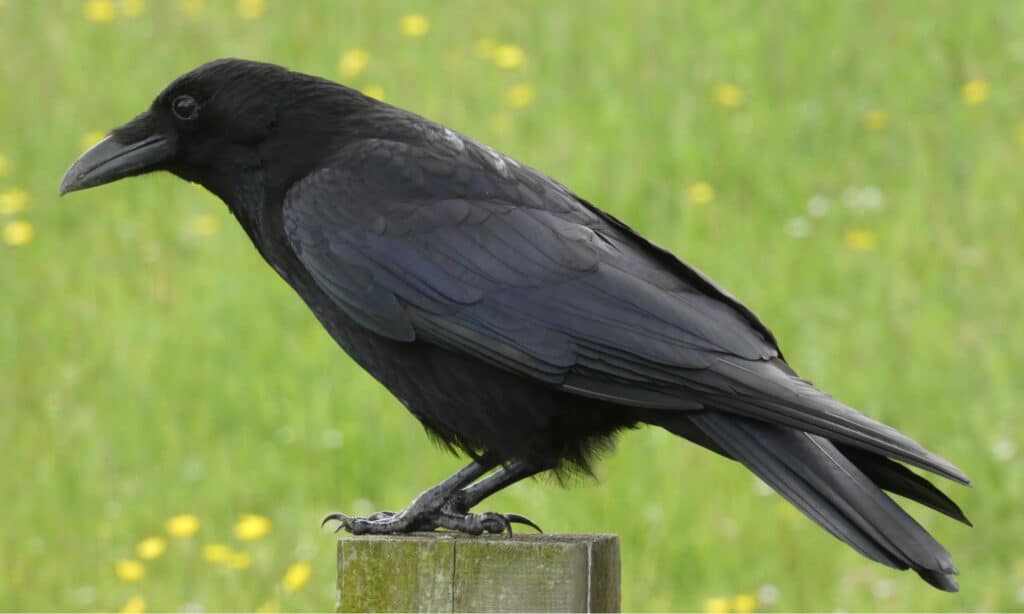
[171,95,199,121]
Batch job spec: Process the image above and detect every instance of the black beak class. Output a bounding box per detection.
[60,133,174,196]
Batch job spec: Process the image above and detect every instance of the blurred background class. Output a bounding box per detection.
[2,0,1022,611]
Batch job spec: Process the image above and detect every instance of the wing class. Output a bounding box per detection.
[282,136,968,484]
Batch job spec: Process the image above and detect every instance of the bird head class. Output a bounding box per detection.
[60,58,367,205]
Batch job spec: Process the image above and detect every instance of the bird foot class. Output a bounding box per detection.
[321,508,542,536]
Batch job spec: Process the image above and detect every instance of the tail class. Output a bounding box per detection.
[660,411,966,591]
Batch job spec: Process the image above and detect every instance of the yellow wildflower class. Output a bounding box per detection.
[337,48,370,79]
[492,44,525,69]
[473,38,497,59]
[399,14,430,38]
[733,594,758,613]
[492,112,514,135]
[83,0,117,23]
[256,599,280,613]
[186,213,220,237]
[236,0,263,19]
[0,187,29,215]
[81,131,107,151]
[962,79,989,105]
[505,83,536,109]
[282,561,312,592]
[3,220,33,247]
[234,513,271,540]
[864,110,888,131]
[687,181,715,205]
[704,596,730,614]
[845,229,877,252]
[165,514,200,538]
[361,84,385,101]
[115,559,145,583]
[136,536,166,560]
[229,551,252,570]
[202,543,232,563]
[121,0,144,17]
[713,83,743,108]
[179,0,204,18]
[120,594,146,614]
[0,152,8,176]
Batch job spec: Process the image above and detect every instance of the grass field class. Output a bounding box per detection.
[3,1,1023,611]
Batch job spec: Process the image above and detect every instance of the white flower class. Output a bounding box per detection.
[992,439,1017,462]
[784,217,811,238]
[807,195,831,218]
[757,584,780,606]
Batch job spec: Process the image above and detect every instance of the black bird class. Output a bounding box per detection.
[61,59,970,591]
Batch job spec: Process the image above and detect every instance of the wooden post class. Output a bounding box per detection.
[336,533,620,613]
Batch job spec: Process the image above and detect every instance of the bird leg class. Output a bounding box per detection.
[322,460,491,534]
[322,460,545,536]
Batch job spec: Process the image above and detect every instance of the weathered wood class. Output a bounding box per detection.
[336,533,620,613]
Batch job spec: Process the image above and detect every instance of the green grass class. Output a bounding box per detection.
[2,0,1022,611]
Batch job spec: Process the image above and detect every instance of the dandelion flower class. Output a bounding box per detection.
[505,83,536,109]
[713,83,743,108]
[186,213,220,237]
[492,44,525,69]
[337,48,370,79]
[236,0,263,19]
[165,514,200,538]
[687,181,715,205]
[179,0,204,18]
[229,551,252,570]
[473,38,497,59]
[732,594,757,613]
[2,220,33,247]
[361,84,385,101]
[845,229,877,252]
[120,594,146,614]
[962,79,989,105]
[234,513,271,540]
[115,559,145,583]
[136,536,166,560]
[83,0,117,23]
[121,0,144,17]
[0,187,29,215]
[202,543,232,563]
[864,109,888,131]
[704,596,730,613]
[81,131,107,151]
[282,561,312,592]
[399,14,430,38]
[0,152,8,176]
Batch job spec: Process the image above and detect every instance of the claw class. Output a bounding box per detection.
[321,512,352,533]
[505,513,543,534]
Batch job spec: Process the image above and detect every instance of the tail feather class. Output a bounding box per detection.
[679,412,961,591]
[839,444,972,526]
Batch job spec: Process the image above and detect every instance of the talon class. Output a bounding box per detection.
[477,512,508,535]
[321,512,351,532]
[505,513,543,534]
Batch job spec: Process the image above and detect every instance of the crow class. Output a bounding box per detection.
[61,58,970,591]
